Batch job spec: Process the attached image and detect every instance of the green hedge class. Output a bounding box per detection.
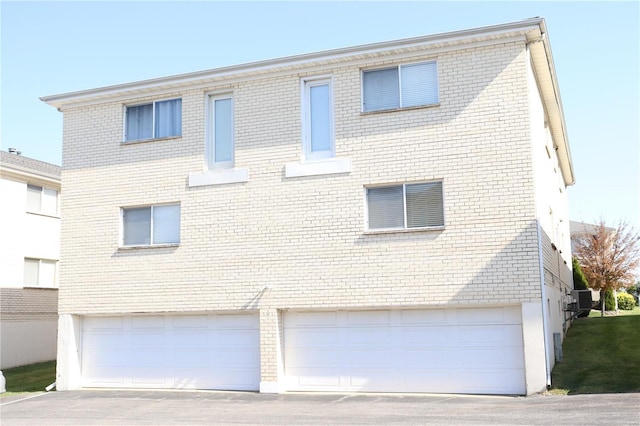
[618,293,636,310]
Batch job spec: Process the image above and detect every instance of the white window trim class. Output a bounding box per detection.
[301,76,335,161]
[364,180,445,233]
[361,60,439,112]
[206,92,235,169]
[26,184,59,217]
[123,97,182,142]
[23,258,58,289]
[120,203,181,248]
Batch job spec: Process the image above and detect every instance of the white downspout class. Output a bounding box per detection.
[536,219,552,387]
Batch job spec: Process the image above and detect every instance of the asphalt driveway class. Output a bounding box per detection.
[1,390,639,425]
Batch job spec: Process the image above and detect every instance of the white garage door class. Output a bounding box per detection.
[285,307,525,395]
[82,313,259,391]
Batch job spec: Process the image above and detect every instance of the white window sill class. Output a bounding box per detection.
[122,135,182,145]
[118,243,179,250]
[26,211,60,219]
[23,286,58,290]
[364,226,445,235]
[285,158,352,178]
[188,168,249,187]
[361,103,440,115]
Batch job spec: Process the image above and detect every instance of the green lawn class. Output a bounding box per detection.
[550,308,640,394]
[1,360,56,396]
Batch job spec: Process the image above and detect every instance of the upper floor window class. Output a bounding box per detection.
[122,204,180,247]
[27,184,58,216]
[24,258,57,288]
[362,61,438,112]
[125,98,182,142]
[302,77,334,160]
[366,181,444,231]
[207,94,234,169]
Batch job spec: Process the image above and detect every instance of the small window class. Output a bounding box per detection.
[366,181,444,231]
[24,258,57,288]
[302,78,334,160]
[125,98,182,141]
[362,61,438,112]
[26,184,58,216]
[122,204,180,247]
[207,94,234,169]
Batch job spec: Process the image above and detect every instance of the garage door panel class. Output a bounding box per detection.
[400,309,446,325]
[456,306,522,325]
[295,369,340,387]
[287,311,338,327]
[130,316,165,329]
[348,371,393,388]
[82,313,259,391]
[83,331,123,347]
[285,308,525,395]
[346,310,390,325]
[401,327,448,344]
[400,349,449,366]
[172,315,208,328]
[130,331,166,346]
[217,313,259,328]
[216,329,257,345]
[172,331,211,346]
[288,329,338,346]
[210,349,258,366]
[348,349,392,367]
[171,350,211,366]
[84,317,123,330]
[346,328,391,345]
[131,369,168,385]
[291,349,341,366]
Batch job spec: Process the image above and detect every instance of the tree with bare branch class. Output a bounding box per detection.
[573,221,640,316]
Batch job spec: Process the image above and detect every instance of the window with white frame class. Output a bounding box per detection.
[362,61,438,112]
[125,98,182,141]
[122,204,180,247]
[366,181,444,230]
[26,184,58,216]
[24,258,57,288]
[302,77,334,160]
[207,94,234,169]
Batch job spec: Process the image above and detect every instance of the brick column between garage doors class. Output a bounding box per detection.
[259,308,284,393]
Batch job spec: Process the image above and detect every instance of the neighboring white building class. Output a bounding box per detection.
[43,18,575,396]
[0,150,60,369]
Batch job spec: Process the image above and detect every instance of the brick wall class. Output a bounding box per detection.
[59,40,542,315]
[0,288,58,321]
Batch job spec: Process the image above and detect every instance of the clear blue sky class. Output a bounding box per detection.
[1,1,638,230]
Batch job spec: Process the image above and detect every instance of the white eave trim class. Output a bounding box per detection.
[0,164,61,187]
[527,21,575,186]
[41,18,545,110]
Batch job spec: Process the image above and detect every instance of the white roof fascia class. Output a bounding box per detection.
[0,163,62,188]
[526,20,575,186]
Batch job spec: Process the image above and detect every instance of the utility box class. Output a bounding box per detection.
[571,290,593,311]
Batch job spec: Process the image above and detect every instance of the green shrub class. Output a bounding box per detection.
[604,289,616,311]
[572,257,589,290]
[617,292,636,310]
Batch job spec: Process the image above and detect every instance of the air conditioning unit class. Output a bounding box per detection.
[571,290,593,311]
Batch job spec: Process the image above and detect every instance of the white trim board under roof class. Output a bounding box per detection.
[40,18,573,186]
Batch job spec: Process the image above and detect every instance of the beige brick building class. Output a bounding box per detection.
[43,18,574,395]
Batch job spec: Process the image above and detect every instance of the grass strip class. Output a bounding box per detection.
[2,360,56,395]
[551,309,640,394]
